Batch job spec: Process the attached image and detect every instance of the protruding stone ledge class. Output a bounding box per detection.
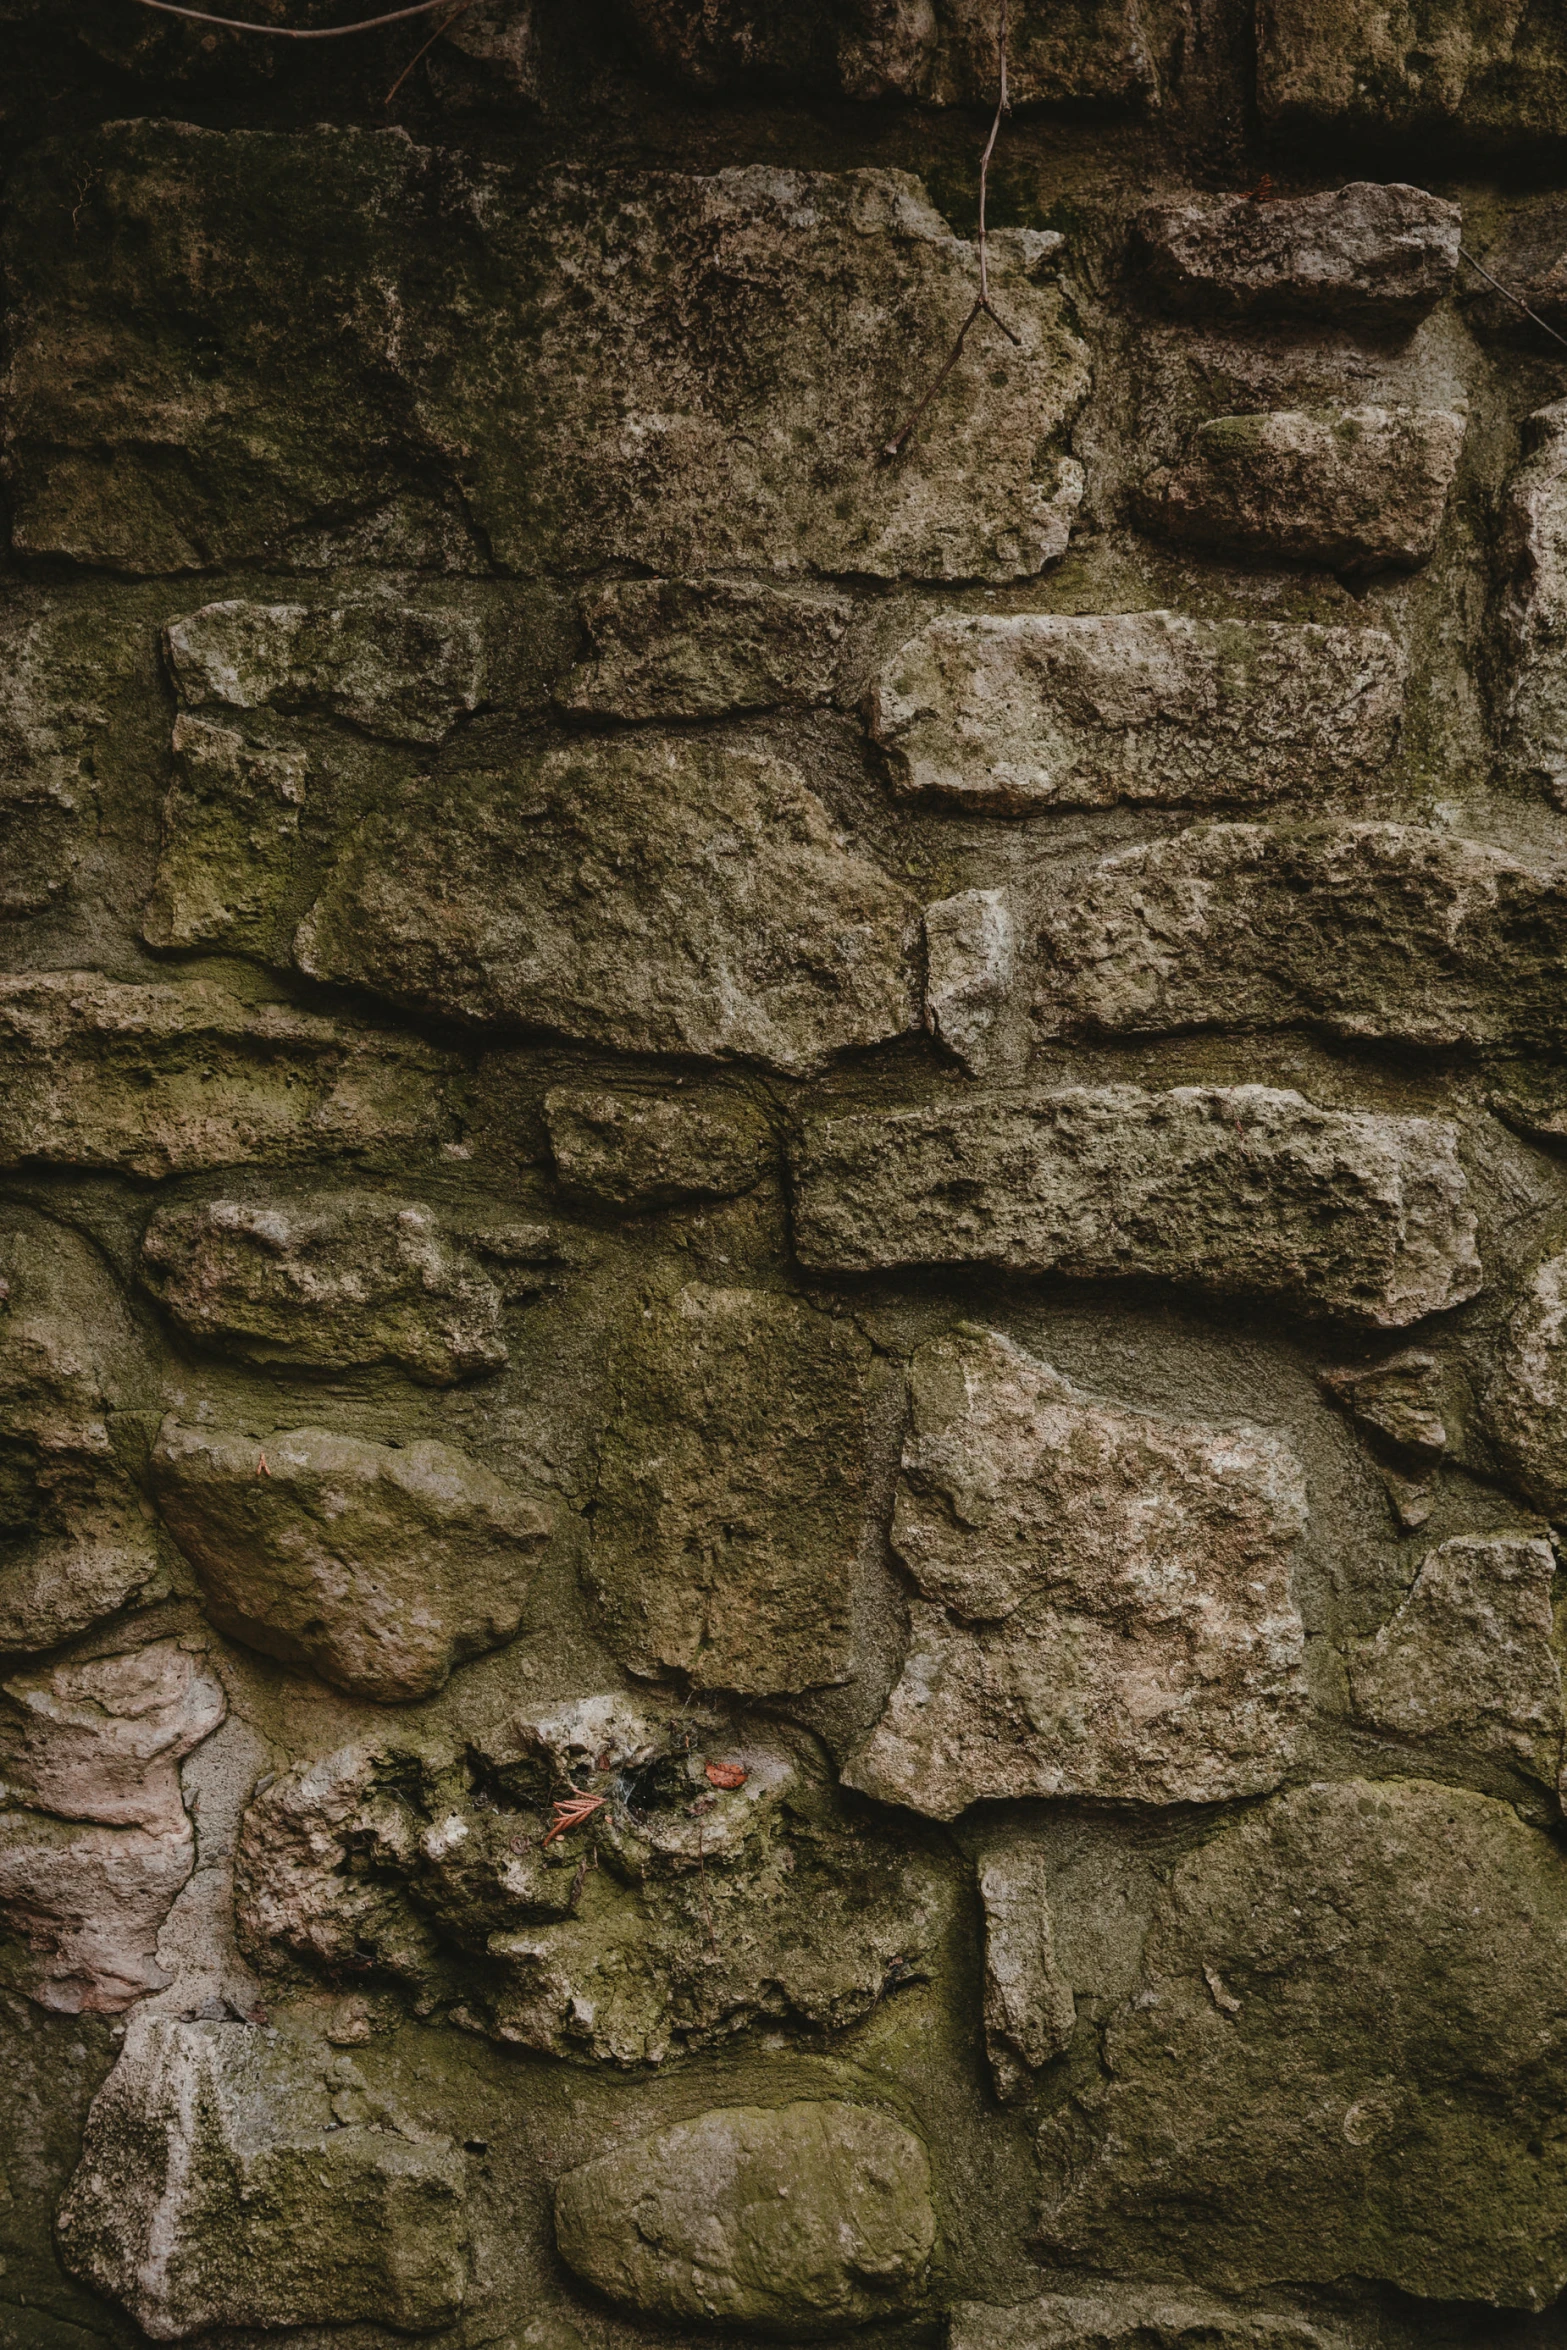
[1133,182,1460,328]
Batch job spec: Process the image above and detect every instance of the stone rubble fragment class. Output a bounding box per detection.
[953,2289,1349,2350]
[544,1086,772,1209]
[925,889,1017,1074]
[587,1284,871,1692]
[1256,0,1567,143]
[141,714,307,953]
[1134,182,1461,328]
[977,1841,1077,2101]
[847,1327,1308,1817]
[553,2101,936,2330]
[872,610,1404,810]
[1480,1250,1567,1519]
[1500,402,1567,800]
[1318,1349,1447,1462]
[140,1193,507,1385]
[792,1088,1481,1328]
[151,1420,553,1702]
[559,577,855,719]
[165,596,484,744]
[1137,406,1464,572]
[56,2015,468,2338]
[0,1639,225,2013]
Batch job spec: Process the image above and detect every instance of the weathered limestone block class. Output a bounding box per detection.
[925,889,1016,1074]
[553,2101,936,2331]
[953,2290,1347,2350]
[871,611,1404,810]
[559,578,855,719]
[151,1421,552,1702]
[1137,407,1464,571]
[1038,1778,1567,2307]
[792,1089,1480,1327]
[1256,0,1567,142]
[1134,183,1461,328]
[977,1842,1076,2101]
[1318,1348,1446,1461]
[1033,822,1567,1053]
[0,1640,224,2013]
[0,972,451,1178]
[846,1328,1307,1817]
[1346,1533,1563,1782]
[0,1210,164,1651]
[587,1285,871,1692]
[295,736,918,1076]
[544,1086,772,1209]
[141,715,307,953]
[166,596,483,744]
[1480,1249,1567,1518]
[56,2015,468,2338]
[1500,402,1567,798]
[140,1194,507,1384]
[0,598,97,918]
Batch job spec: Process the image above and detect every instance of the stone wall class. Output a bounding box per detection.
[6,1,1567,2344]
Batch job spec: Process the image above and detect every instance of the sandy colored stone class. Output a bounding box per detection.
[1134,182,1460,327]
[1257,0,1567,141]
[0,971,450,1179]
[1480,1249,1567,1518]
[846,1328,1307,1817]
[554,2101,936,2331]
[977,1841,1076,2101]
[953,2289,1347,2350]
[925,889,1016,1074]
[1033,821,1567,1053]
[140,1193,507,1385]
[141,714,307,953]
[792,1088,1480,1327]
[559,577,854,719]
[871,609,1404,810]
[587,1284,871,1692]
[166,595,483,744]
[1137,406,1463,572]
[295,735,917,1077]
[1318,1348,1446,1461]
[1500,401,1567,799]
[544,1086,772,1210]
[56,2015,467,2338]
[1038,1778,1567,2307]
[151,1420,553,1702]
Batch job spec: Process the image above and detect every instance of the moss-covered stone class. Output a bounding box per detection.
[166,595,483,744]
[1257,0,1567,142]
[140,715,307,954]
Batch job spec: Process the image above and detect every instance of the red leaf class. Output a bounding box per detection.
[704,1761,747,1790]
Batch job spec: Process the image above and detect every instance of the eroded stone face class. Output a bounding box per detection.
[925,889,1016,1075]
[792,1088,1481,1327]
[1134,182,1461,327]
[140,1193,507,1384]
[871,610,1404,810]
[1480,1250,1567,1518]
[1501,402,1567,800]
[166,596,483,744]
[553,2101,936,2332]
[559,578,855,719]
[846,1328,1308,1817]
[977,1841,1076,2102]
[544,1087,772,1210]
[954,2290,1348,2350]
[1256,0,1567,142]
[141,715,307,954]
[150,1421,553,1702]
[1038,1779,1567,2308]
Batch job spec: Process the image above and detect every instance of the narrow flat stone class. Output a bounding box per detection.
[1481,1250,1567,1518]
[544,1087,772,1209]
[977,1841,1077,2101]
[1134,183,1460,327]
[559,578,854,719]
[792,1087,1481,1327]
[1500,402,1567,799]
[166,596,483,745]
[954,2290,1348,2350]
[871,610,1404,809]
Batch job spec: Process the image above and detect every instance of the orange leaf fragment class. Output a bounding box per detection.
[704,1761,747,1790]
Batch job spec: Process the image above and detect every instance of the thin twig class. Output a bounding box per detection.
[882,0,1019,463]
[384,0,472,101]
[127,0,466,38]
[1458,246,1567,356]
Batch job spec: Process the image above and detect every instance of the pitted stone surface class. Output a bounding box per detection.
[925,889,1017,1074]
[953,2290,1348,2350]
[978,1841,1077,2101]
[1481,1249,1567,1519]
[560,578,855,719]
[0,596,99,918]
[166,596,483,744]
[553,2101,936,2331]
[792,1088,1480,1327]
[871,610,1404,809]
[141,715,307,954]
[1501,402,1567,799]
[1137,406,1463,572]
[1134,183,1460,326]
[294,735,918,1076]
[847,1327,1308,1817]
[140,1193,507,1384]
[1257,0,1567,142]
[544,1087,772,1210]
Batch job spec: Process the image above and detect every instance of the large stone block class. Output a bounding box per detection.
[1038,1779,1567,2307]
[1133,182,1461,328]
[1137,406,1463,572]
[294,735,918,1076]
[151,1421,553,1702]
[1257,0,1567,143]
[56,2016,468,2338]
[587,1284,871,1692]
[165,596,483,745]
[871,610,1404,809]
[846,1328,1307,1817]
[553,2101,936,2331]
[791,1087,1480,1327]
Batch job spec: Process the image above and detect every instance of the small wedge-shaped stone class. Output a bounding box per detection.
[166,596,483,744]
[847,1328,1307,1817]
[977,1840,1077,2101]
[140,1194,506,1384]
[57,2016,468,2338]
[1034,822,1567,1053]
[872,610,1404,809]
[554,2101,936,2332]
[1138,406,1463,572]
[1481,1250,1567,1520]
[544,1086,772,1209]
[295,736,917,1076]
[151,1421,552,1702]
[1319,1349,1446,1461]
[0,972,450,1179]
[792,1088,1480,1327]
[954,2289,1349,2350]
[141,715,307,953]
[1134,183,1460,328]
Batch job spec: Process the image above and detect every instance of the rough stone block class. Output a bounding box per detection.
[56,2016,468,2337]
[141,715,307,953]
[1318,1348,1447,1461]
[166,596,484,745]
[977,1842,1077,2101]
[587,1284,871,1691]
[151,1421,553,1702]
[1256,0,1567,143]
[954,2290,1347,2350]
[1481,1249,1567,1518]
[1500,402,1567,798]
[559,578,855,719]
[791,1087,1481,1327]
[872,610,1404,810]
[1137,406,1464,572]
[0,597,97,918]
[1461,204,1567,337]
[846,1327,1307,1816]
[1038,1778,1567,2307]
[295,735,917,1076]
[925,888,1017,1073]
[544,1086,772,1209]
[1134,182,1460,327]
[553,2101,936,2331]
